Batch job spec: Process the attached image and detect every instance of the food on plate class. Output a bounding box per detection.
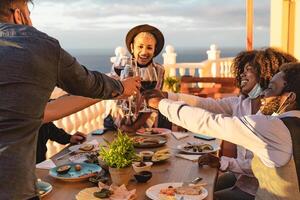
[183,143,213,153]
[133,137,160,145]
[56,165,71,174]
[75,164,82,171]
[93,188,113,198]
[175,184,204,195]
[79,144,94,151]
[142,128,161,135]
[159,186,176,200]
[159,184,204,199]
[152,149,171,162]
[76,182,136,200]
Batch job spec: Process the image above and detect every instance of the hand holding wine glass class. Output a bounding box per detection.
[120,77,141,98]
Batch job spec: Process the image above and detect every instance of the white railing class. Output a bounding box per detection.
[163,57,234,78]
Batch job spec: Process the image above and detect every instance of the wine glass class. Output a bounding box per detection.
[119,57,138,118]
[136,66,158,112]
[110,56,130,77]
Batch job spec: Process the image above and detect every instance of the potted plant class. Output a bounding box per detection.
[164,76,180,93]
[99,130,137,186]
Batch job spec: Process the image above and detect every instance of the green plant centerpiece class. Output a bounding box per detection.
[99,130,136,185]
[164,76,180,93]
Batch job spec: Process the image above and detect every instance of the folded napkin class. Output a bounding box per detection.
[172,131,189,140]
[69,153,89,163]
[176,154,201,162]
[36,159,56,169]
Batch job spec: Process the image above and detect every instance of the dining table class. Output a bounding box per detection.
[36,130,220,200]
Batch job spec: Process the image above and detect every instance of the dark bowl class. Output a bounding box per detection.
[134,171,152,183]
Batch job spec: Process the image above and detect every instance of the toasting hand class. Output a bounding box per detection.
[120,77,141,98]
[198,153,220,168]
[142,89,167,109]
[70,132,86,144]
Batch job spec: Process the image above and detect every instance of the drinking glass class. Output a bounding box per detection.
[136,66,158,112]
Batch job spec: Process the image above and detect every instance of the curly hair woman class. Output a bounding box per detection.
[162,47,297,200]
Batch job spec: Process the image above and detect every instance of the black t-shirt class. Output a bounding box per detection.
[36,122,71,164]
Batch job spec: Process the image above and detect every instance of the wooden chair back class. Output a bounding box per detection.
[180,75,239,98]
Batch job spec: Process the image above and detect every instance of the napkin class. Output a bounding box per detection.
[36,159,56,169]
[172,131,189,140]
[69,153,89,163]
[176,154,201,162]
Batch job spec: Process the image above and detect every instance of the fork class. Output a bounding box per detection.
[182,176,203,186]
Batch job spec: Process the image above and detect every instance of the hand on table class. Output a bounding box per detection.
[198,153,220,169]
[119,77,141,98]
[70,132,86,144]
[142,89,167,110]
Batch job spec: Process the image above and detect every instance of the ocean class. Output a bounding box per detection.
[67,47,244,73]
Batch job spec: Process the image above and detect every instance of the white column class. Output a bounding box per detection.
[110,46,127,64]
[207,44,221,77]
[162,45,177,65]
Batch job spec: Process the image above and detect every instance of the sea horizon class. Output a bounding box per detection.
[67,47,246,73]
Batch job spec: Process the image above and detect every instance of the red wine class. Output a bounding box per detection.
[114,68,123,76]
[140,81,157,92]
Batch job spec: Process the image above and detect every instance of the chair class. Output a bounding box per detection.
[180,75,239,99]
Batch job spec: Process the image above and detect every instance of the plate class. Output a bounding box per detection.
[177,143,220,155]
[37,180,52,198]
[136,128,171,137]
[49,163,101,182]
[146,182,208,200]
[132,136,167,148]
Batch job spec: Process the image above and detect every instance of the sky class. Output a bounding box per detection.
[30,0,270,50]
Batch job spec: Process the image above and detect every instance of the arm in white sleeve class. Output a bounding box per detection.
[158,99,292,167]
[168,92,238,115]
[220,156,253,175]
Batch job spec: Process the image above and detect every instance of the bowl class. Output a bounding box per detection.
[134,171,152,183]
[132,162,153,173]
[139,151,154,162]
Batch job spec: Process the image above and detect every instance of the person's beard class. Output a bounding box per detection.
[260,97,281,115]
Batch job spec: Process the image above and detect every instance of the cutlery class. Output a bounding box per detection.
[55,151,74,161]
[55,144,82,160]
[182,176,203,186]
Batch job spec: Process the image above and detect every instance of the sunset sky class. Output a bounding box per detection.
[31,0,270,50]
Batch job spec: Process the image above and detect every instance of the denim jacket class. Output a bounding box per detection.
[0,23,123,200]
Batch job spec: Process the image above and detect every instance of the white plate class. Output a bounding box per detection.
[146,182,208,200]
[136,128,171,137]
[177,143,220,155]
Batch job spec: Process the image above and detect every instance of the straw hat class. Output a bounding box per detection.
[125,24,165,57]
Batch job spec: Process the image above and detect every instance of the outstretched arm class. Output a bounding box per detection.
[43,95,100,123]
